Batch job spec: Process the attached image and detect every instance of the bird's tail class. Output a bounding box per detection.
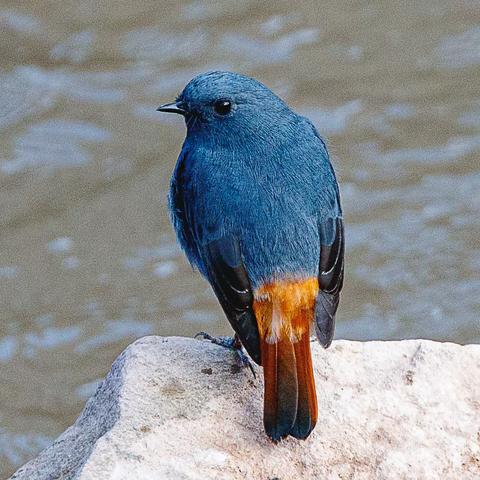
[255,280,318,441]
[260,328,317,440]
[291,327,318,438]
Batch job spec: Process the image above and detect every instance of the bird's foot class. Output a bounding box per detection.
[194,332,256,378]
[194,331,235,349]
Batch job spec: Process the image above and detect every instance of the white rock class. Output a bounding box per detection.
[11,337,480,479]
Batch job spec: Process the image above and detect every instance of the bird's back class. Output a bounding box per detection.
[170,116,337,287]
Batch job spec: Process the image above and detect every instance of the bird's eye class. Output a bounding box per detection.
[213,100,232,116]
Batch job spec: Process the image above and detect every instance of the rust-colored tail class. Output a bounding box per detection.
[255,279,319,441]
[261,336,297,440]
[291,331,318,438]
[260,331,317,441]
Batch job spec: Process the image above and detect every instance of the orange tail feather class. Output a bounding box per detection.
[255,279,319,441]
[291,330,318,439]
[261,337,298,440]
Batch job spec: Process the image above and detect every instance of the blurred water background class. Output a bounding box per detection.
[0,0,479,476]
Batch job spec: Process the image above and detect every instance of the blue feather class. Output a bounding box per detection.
[168,71,341,288]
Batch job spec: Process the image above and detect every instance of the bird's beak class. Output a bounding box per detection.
[156,102,187,115]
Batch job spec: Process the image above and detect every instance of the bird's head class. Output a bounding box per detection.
[157,71,295,143]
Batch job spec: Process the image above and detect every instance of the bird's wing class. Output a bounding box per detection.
[315,195,345,348]
[170,149,260,363]
[203,237,261,364]
[169,148,203,270]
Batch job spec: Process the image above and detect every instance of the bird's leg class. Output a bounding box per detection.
[195,331,235,349]
[194,332,256,378]
[231,335,257,377]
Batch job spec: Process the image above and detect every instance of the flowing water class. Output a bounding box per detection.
[0,0,479,476]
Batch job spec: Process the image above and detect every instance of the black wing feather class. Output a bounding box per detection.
[204,237,261,364]
[315,216,345,348]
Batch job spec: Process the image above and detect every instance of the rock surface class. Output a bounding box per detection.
[10,336,480,480]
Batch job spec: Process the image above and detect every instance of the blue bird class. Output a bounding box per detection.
[157,71,344,441]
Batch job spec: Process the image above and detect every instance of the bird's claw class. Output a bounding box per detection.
[234,347,256,378]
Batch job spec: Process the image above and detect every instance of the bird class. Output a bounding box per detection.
[157,71,344,441]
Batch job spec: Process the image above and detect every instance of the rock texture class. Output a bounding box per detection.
[11,336,480,480]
